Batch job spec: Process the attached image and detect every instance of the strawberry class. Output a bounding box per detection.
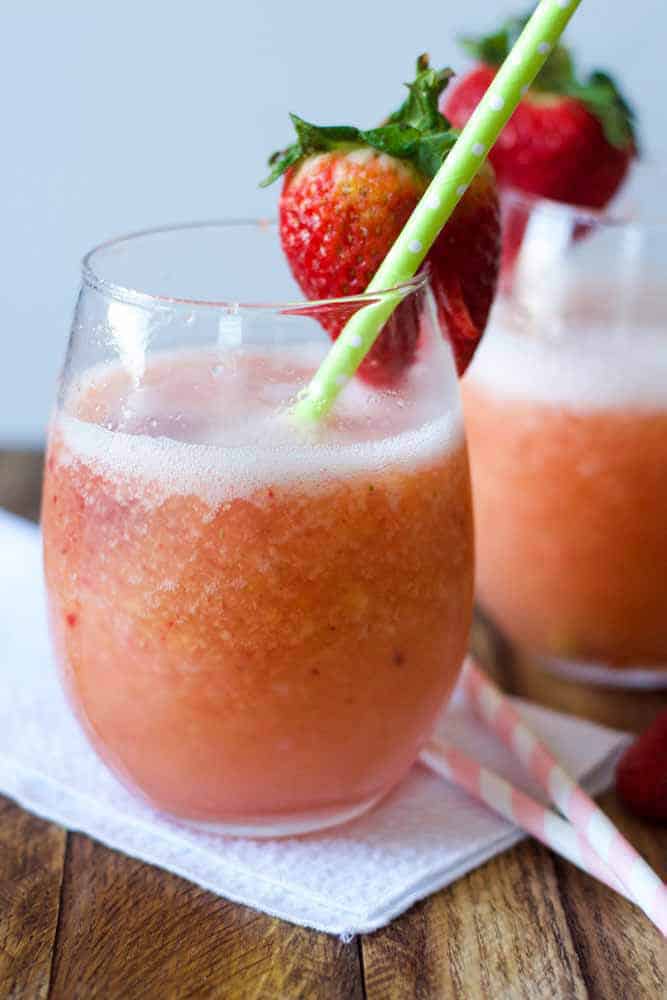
[262,57,500,384]
[616,709,667,824]
[275,142,427,386]
[443,14,637,210]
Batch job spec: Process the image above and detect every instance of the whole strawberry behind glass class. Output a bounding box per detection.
[443,11,636,210]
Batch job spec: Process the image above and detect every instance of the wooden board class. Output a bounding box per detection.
[49,836,362,1000]
[0,798,66,1000]
[1,449,665,999]
[361,843,588,999]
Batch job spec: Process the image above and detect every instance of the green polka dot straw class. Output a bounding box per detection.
[293,0,583,424]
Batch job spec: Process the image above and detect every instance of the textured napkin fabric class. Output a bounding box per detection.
[0,508,629,936]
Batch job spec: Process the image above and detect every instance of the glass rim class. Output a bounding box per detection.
[501,162,667,232]
[81,218,430,311]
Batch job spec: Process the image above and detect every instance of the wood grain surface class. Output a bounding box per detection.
[361,843,588,1000]
[0,799,65,1000]
[1,449,666,1000]
[50,836,362,1000]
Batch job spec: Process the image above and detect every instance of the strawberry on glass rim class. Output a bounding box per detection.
[262,57,501,384]
[443,12,637,210]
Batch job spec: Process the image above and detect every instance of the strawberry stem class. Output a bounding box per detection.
[261,56,458,187]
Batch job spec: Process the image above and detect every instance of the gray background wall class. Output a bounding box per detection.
[3,0,664,445]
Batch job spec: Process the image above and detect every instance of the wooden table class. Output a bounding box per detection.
[1,450,665,999]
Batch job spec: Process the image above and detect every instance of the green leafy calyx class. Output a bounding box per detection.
[566,71,637,150]
[460,12,636,149]
[261,55,458,186]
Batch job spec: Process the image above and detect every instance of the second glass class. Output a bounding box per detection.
[463,171,667,688]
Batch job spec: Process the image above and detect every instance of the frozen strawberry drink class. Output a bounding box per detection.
[42,223,474,834]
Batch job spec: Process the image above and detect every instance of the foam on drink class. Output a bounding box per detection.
[468,297,667,411]
[57,342,463,508]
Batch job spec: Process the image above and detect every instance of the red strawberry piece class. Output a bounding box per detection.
[429,164,499,375]
[278,149,427,386]
[616,709,667,824]
[263,58,500,384]
[443,15,637,210]
[279,149,425,303]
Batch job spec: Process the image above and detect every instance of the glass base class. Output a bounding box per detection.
[538,653,667,690]
[169,791,386,838]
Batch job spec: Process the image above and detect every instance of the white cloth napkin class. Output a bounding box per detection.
[0,507,630,936]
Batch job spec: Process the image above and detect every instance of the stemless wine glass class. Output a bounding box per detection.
[42,221,474,835]
[463,167,667,689]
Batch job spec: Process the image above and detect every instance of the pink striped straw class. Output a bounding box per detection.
[420,739,633,906]
[462,658,667,937]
